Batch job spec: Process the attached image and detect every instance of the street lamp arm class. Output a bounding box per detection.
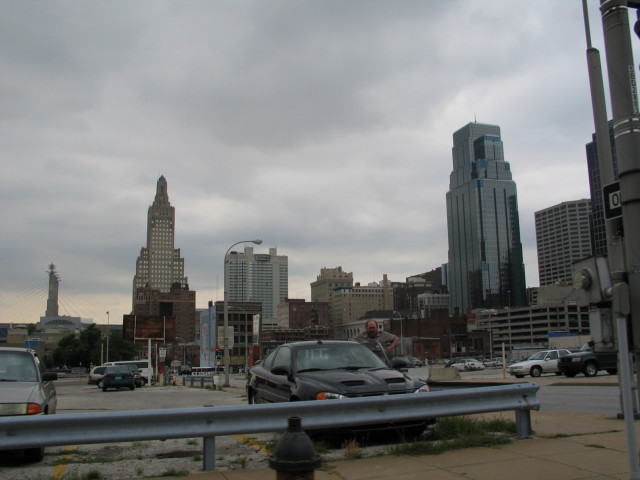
[225,239,263,259]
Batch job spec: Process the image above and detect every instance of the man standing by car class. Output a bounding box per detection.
[354,320,398,362]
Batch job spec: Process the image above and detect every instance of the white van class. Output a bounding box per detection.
[104,360,153,385]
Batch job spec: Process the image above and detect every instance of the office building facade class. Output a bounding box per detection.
[331,275,393,330]
[535,199,592,286]
[132,176,188,307]
[446,122,526,315]
[585,123,619,256]
[226,246,288,328]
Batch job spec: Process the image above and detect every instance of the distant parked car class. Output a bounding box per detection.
[557,344,618,377]
[88,365,107,388]
[408,356,423,367]
[445,358,485,371]
[0,347,58,462]
[483,357,504,368]
[508,349,571,378]
[179,365,192,375]
[102,366,135,391]
[121,364,144,387]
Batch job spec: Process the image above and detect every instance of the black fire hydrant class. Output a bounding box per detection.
[269,416,321,479]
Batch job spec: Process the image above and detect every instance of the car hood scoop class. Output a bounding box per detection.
[384,377,406,384]
[340,379,366,386]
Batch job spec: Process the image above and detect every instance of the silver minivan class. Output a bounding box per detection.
[0,347,58,462]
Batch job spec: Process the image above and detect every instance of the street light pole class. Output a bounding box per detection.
[106,311,110,363]
[392,311,403,356]
[223,239,262,387]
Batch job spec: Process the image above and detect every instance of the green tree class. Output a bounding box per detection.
[52,333,82,368]
[104,330,137,361]
[79,324,103,367]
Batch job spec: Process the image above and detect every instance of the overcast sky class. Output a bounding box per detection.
[1,1,634,325]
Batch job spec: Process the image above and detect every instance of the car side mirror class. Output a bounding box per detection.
[42,372,58,381]
[270,365,291,376]
[390,357,411,371]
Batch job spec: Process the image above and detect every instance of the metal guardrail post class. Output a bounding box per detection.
[515,410,532,439]
[203,435,215,471]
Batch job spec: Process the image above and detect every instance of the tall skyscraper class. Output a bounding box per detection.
[226,246,288,328]
[446,122,526,315]
[132,176,188,309]
[585,122,619,256]
[535,200,592,286]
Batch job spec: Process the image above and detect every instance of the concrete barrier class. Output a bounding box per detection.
[427,366,460,381]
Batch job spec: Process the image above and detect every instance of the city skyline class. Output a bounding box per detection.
[2,1,638,324]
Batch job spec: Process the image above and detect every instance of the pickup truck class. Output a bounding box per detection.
[557,343,618,377]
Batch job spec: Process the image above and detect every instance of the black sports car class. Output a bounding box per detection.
[246,340,430,435]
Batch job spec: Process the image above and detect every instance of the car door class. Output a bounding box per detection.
[542,350,559,373]
[36,355,57,413]
[260,346,294,403]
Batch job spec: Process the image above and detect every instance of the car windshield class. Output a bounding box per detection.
[0,351,39,382]
[295,343,387,372]
[527,352,547,361]
[106,366,129,374]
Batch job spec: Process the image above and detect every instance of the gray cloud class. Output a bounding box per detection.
[1,0,632,323]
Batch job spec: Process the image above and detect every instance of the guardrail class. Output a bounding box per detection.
[0,382,540,471]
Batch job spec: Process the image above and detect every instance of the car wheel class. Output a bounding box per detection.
[24,447,45,462]
[530,366,542,377]
[97,380,103,388]
[584,363,598,377]
[606,369,618,375]
[129,384,135,390]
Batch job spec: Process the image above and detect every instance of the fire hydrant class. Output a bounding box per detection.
[269,416,321,479]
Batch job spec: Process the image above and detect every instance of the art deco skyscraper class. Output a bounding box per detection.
[446,122,526,315]
[132,176,187,309]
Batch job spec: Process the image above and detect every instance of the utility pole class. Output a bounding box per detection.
[580,1,640,477]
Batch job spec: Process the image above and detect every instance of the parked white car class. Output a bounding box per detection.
[508,349,571,378]
[445,357,485,371]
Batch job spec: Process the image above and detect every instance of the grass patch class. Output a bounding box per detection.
[156,468,189,477]
[311,439,332,454]
[65,470,103,480]
[52,456,118,466]
[341,439,362,459]
[229,457,249,468]
[390,416,515,456]
[545,430,621,439]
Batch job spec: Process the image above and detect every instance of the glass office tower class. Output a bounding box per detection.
[446,122,526,315]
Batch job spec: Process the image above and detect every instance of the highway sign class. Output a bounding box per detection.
[603,181,622,220]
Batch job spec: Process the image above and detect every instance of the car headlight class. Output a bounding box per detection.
[571,358,583,363]
[316,392,347,400]
[414,385,430,393]
[0,403,42,415]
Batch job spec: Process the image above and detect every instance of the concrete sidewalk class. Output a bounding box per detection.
[137,409,638,480]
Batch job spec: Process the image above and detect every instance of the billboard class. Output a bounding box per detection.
[122,315,176,343]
